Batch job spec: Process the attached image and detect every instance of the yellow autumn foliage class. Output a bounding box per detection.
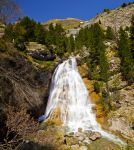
[83,78,94,93]
[78,64,88,78]
[45,108,62,126]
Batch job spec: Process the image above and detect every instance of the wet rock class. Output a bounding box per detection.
[77,135,85,141]
[88,132,101,141]
[83,137,91,145]
[75,132,86,138]
[68,132,75,136]
[78,127,83,132]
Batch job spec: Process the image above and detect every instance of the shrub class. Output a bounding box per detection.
[0,105,38,150]
[105,26,115,40]
[121,3,127,7]
[103,8,110,13]
[93,82,100,93]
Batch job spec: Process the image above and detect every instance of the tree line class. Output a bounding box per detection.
[3,16,75,57]
[2,15,134,84]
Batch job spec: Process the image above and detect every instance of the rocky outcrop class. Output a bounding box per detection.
[34,125,123,150]
[26,42,56,61]
[0,51,54,117]
[108,84,134,143]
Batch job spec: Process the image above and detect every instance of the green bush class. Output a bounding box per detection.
[93,82,100,93]
[100,97,111,114]
[103,8,110,13]
[118,27,134,83]
[121,3,127,7]
[126,145,134,150]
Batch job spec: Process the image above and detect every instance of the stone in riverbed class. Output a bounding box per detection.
[77,135,85,141]
[78,127,83,132]
[83,137,92,145]
[88,132,101,141]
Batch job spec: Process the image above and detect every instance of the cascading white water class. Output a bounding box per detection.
[45,57,125,145]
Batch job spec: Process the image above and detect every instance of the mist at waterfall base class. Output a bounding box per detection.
[42,57,125,145]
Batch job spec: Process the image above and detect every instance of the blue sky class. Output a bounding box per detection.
[16,0,134,22]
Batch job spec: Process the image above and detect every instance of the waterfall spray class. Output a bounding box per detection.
[45,57,126,145]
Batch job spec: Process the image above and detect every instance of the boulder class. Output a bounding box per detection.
[71,144,79,150]
[83,137,91,145]
[77,135,85,141]
[65,137,78,146]
[78,127,83,132]
[28,50,56,61]
[88,132,101,141]
[26,42,56,61]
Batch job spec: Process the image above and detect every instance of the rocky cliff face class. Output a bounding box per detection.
[103,41,134,143]
[0,47,55,117]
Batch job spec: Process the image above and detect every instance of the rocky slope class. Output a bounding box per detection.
[78,40,134,144]
[42,18,82,30]
[0,44,57,142]
[82,3,134,30]
[67,4,134,37]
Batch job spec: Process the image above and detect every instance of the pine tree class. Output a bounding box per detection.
[99,41,109,94]
[69,35,75,52]
[118,28,134,83]
[130,15,134,59]
[34,23,46,44]
[105,26,115,40]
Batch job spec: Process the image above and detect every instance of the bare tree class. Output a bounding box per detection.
[0,0,22,24]
[0,105,38,150]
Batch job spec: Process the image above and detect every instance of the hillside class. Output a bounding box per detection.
[82,3,134,29]
[42,18,83,30]
[0,2,134,150]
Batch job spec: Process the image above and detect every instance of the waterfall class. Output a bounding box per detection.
[45,57,125,145]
